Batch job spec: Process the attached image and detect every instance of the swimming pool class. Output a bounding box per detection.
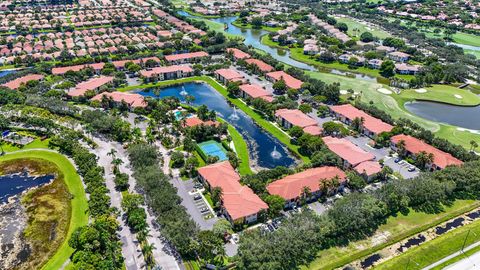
[198,140,228,161]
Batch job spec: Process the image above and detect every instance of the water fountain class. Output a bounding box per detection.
[180,86,188,96]
[270,146,282,159]
[229,107,240,121]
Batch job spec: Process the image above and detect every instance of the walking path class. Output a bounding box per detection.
[423,241,480,270]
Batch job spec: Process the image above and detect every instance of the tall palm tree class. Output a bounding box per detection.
[107,148,117,158]
[142,243,156,266]
[470,140,478,152]
[396,140,407,158]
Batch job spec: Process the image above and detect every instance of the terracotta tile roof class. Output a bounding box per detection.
[354,161,382,176]
[303,125,323,136]
[266,71,303,89]
[91,91,146,108]
[266,167,347,200]
[227,48,251,59]
[140,65,193,77]
[245,58,274,72]
[391,134,463,169]
[164,51,209,62]
[198,162,268,220]
[330,104,393,135]
[52,63,105,75]
[323,136,375,166]
[68,76,114,97]
[2,74,44,89]
[275,109,317,128]
[215,68,244,81]
[239,83,272,99]
[183,117,219,127]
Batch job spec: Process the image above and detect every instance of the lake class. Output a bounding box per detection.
[404,101,480,130]
[137,82,296,169]
[0,172,54,204]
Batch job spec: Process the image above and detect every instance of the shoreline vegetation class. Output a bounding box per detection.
[0,151,88,270]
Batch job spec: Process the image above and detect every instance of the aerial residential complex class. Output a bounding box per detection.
[0,0,479,270]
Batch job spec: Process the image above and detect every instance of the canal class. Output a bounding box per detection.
[137,82,296,169]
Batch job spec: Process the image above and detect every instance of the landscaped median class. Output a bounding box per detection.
[0,150,88,270]
[305,200,480,270]
[119,75,309,163]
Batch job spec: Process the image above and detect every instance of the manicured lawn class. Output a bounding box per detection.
[374,219,480,270]
[452,32,480,47]
[333,16,392,39]
[0,150,88,270]
[305,200,480,270]
[1,136,50,152]
[431,239,480,270]
[183,9,221,18]
[399,84,480,106]
[227,124,252,175]
[122,76,308,162]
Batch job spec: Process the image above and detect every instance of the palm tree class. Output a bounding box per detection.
[107,148,117,158]
[142,243,156,266]
[396,140,407,158]
[470,140,478,152]
[300,186,311,205]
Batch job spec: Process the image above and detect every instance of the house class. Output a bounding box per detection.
[395,63,421,75]
[275,109,321,135]
[323,136,377,169]
[368,59,383,69]
[139,65,193,81]
[338,54,365,65]
[227,48,251,60]
[91,91,147,108]
[390,134,463,171]
[164,51,209,64]
[214,68,245,84]
[238,84,273,102]
[197,162,268,225]
[67,76,114,97]
[265,71,303,90]
[388,51,410,62]
[183,117,219,128]
[353,161,382,181]
[329,104,393,138]
[266,166,347,208]
[245,58,274,73]
[2,74,44,90]
[303,43,319,55]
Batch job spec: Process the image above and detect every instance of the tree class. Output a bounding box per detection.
[300,186,311,205]
[415,151,435,169]
[114,172,129,191]
[277,34,288,46]
[289,126,304,138]
[299,104,312,114]
[211,186,223,209]
[170,151,185,168]
[251,17,263,29]
[212,219,232,237]
[470,140,478,152]
[351,117,365,133]
[396,139,407,157]
[195,230,225,265]
[380,60,395,78]
[360,32,374,42]
[264,195,285,218]
[336,22,348,33]
[227,152,239,168]
[273,78,287,94]
[227,81,240,96]
[347,172,367,190]
[311,149,342,167]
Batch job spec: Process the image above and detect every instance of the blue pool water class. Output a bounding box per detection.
[198,140,228,161]
[0,172,54,203]
[137,82,296,169]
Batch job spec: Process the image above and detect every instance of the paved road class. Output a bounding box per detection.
[423,241,480,270]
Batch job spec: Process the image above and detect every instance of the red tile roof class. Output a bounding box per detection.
[354,161,382,176]
[391,134,463,169]
[52,63,105,75]
[198,162,268,221]
[275,109,318,128]
[215,68,244,81]
[227,48,251,59]
[67,76,114,97]
[245,58,274,72]
[266,71,303,89]
[239,83,272,99]
[323,136,375,166]
[266,167,347,200]
[2,74,44,89]
[139,65,193,77]
[91,91,146,108]
[330,104,393,135]
[183,117,219,127]
[303,125,323,136]
[164,51,209,62]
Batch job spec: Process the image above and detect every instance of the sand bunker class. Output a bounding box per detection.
[377,88,392,94]
[454,94,463,99]
[415,88,427,93]
[340,90,348,95]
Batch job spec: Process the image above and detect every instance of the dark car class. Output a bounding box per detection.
[394,157,402,163]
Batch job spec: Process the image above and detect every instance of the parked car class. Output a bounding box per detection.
[394,157,402,163]
[232,233,239,243]
[408,166,416,172]
[193,194,201,200]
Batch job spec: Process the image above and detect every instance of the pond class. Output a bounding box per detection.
[404,101,480,131]
[0,69,17,78]
[0,172,54,204]
[178,11,379,82]
[137,82,296,169]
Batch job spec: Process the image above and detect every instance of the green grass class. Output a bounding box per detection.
[227,124,252,175]
[183,9,221,19]
[452,32,480,47]
[306,200,480,270]
[399,84,480,106]
[193,150,206,167]
[121,76,308,162]
[1,136,50,152]
[0,150,88,270]
[333,16,392,39]
[374,218,480,270]
[431,239,480,269]
[464,49,480,59]
[203,192,214,209]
